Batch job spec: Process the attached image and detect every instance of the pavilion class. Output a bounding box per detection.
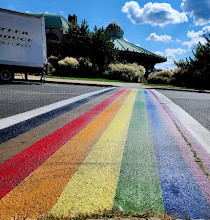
[106,22,167,76]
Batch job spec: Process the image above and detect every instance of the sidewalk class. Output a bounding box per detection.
[14,75,210,93]
[15,75,142,88]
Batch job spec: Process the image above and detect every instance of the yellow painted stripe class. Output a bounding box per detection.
[0,90,131,219]
[50,89,137,218]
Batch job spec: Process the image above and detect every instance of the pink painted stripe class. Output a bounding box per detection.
[150,90,210,172]
[0,89,127,200]
[149,90,210,203]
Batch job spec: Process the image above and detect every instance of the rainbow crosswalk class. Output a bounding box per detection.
[0,88,209,219]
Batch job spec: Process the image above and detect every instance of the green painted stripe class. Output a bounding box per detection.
[114,90,164,213]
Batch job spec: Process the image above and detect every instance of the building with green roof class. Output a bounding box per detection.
[24,11,74,56]
[106,22,167,75]
[24,12,69,30]
[23,12,166,74]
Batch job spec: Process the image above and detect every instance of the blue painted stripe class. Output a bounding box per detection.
[144,90,210,219]
[0,89,115,144]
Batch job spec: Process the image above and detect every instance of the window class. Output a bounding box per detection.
[46,33,59,41]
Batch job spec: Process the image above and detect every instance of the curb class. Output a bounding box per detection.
[14,76,210,93]
[142,86,210,93]
[13,78,115,87]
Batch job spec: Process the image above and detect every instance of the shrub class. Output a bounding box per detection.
[170,67,188,86]
[147,76,171,84]
[106,63,145,82]
[78,57,94,77]
[51,68,56,74]
[79,57,92,68]
[57,57,79,76]
[173,68,181,74]
[154,70,173,78]
[47,55,60,75]
[126,63,145,82]
[107,63,135,82]
[46,62,53,75]
[58,57,79,68]
[147,70,173,85]
[48,55,59,67]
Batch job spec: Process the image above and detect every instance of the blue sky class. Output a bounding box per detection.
[1,0,210,70]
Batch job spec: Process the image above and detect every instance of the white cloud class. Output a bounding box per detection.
[183,26,210,50]
[181,0,210,26]
[165,48,186,58]
[176,38,181,42]
[122,1,188,27]
[155,59,176,70]
[154,51,165,57]
[146,33,172,43]
[60,11,64,14]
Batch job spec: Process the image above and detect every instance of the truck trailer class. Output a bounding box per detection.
[0,8,47,82]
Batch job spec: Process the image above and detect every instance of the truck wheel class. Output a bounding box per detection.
[0,69,14,83]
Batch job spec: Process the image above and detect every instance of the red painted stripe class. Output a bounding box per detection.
[0,89,127,200]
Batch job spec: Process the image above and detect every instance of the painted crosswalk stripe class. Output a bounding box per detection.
[149,90,210,203]
[114,90,164,213]
[50,89,137,217]
[0,88,114,131]
[144,90,210,219]
[0,90,131,219]
[0,89,126,200]
[151,89,210,155]
[0,89,115,144]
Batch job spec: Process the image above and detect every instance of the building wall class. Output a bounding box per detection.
[45,14,77,57]
[45,28,64,56]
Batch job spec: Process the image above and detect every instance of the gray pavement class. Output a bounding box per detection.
[0,82,103,119]
[0,79,209,219]
[2,75,210,131]
[157,89,210,131]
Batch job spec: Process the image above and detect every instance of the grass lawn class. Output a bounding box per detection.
[144,83,197,90]
[45,75,125,83]
[145,83,175,87]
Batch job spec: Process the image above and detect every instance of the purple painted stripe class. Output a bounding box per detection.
[150,90,210,172]
[149,90,210,203]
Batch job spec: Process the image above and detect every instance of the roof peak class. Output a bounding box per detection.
[106,21,124,38]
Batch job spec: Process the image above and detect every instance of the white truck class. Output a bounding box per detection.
[0,8,47,82]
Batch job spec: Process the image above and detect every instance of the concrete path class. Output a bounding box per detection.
[0,87,209,219]
[14,74,144,88]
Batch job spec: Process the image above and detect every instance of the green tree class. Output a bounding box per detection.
[90,26,118,75]
[63,20,91,58]
[60,20,118,77]
[174,34,210,88]
[191,34,210,74]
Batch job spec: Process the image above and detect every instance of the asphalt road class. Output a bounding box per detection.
[0,86,209,219]
[157,90,210,131]
[0,82,104,119]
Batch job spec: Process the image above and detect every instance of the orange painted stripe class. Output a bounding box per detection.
[0,89,131,219]
[0,89,125,200]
